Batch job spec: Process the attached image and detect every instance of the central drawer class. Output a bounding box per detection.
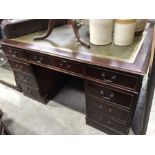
[53,57,83,74]
[85,82,136,109]
[27,52,83,75]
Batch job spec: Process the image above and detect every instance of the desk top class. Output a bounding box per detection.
[0,24,154,75]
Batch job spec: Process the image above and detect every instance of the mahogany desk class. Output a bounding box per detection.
[0,22,154,135]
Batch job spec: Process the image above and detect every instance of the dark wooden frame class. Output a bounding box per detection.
[132,24,155,134]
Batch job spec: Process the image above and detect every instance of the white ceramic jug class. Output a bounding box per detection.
[89,19,113,45]
[113,19,136,46]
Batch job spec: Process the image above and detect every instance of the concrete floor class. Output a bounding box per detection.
[0,83,136,135]
[0,66,16,86]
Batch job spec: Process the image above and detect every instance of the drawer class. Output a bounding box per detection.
[53,58,83,75]
[87,113,129,134]
[86,66,140,91]
[85,82,135,109]
[15,71,38,87]
[27,52,49,65]
[27,53,83,74]
[3,46,27,60]
[8,59,33,75]
[20,82,42,98]
[86,95,131,123]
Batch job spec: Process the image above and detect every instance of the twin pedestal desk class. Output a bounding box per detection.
[0,24,154,135]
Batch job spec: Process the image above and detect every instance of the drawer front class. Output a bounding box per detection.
[86,66,140,91]
[87,113,129,134]
[27,52,50,65]
[15,71,38,87]
[20,82,42,97]
[53,58,83,74]
[27,53,83,75]
[8,59,33,75]
[85,82,135,109]
[86,95,130,123]
[3,46,27,60]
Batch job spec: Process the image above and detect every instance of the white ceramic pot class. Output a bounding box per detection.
[136,19,147,32]
[89,19,113,45]
[113,19,136,46]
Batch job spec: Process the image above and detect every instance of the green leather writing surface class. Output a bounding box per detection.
[11,25,146,63]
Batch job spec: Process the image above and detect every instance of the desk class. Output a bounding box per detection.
[0,23,154,135]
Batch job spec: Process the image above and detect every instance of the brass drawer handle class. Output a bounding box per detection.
[107,120,111,125]
[34,55,43,63]
[101,72,116,83]
[60,63,63,66]
[101,72,112,82]
[26,87,32,93]
[12,51,17,57]
[36,60,42,63]
[100,91,111,100]
[102,95,114,100]
[67,64,71,68]
[10,49,17,57]
[101,72,106,77]
[59,60,72,68]
[100,90,114,100]
[34,55,37,60]
[9,49,12,53]
[100,90,104,95]
[99,104,103,109]
[19,66,23,71]
[111,75,117,80]
[100,105,112,113]
[99,117,102,121]
[103,79,112,83]
[15,64,19,68]
[108,108,112,113]
[15,64,23,71]
[102,96,111,100]
[23,76,30,82]
[59,60,68,67]
[109,93,114,98]
[62,60,67,63]
[99,117,111,125]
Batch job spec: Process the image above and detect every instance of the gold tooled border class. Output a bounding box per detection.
[115,19,136,24]
[11,24,148,64]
